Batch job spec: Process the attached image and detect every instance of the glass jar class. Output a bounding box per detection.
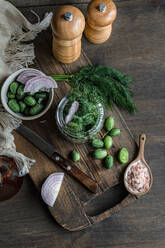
[56,95,105,144]
[0,156,23,201]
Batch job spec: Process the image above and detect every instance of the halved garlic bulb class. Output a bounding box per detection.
[41,172,64,207]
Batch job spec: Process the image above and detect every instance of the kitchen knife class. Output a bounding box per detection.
[16,125,98,194]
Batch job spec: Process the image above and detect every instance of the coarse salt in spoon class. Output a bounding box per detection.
[124,134,153,197]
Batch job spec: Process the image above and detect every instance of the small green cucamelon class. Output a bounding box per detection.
[104,136,113,149]
[8,99,20,113]
[71,150,80,162]
[92,138,104,148]
[109,128,120,137]
[93,149,107,159]
[105,116,114,132]
[105,155,114,169]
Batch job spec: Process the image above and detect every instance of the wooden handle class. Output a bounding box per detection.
[89,194,135,224]
[51,152,98,194]
[137,134,146,160]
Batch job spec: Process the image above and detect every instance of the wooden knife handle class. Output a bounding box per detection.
[51,152,98,194]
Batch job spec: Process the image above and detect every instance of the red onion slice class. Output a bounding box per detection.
[24,76,58,93]
[65,101,79,124]
[41,173,64,207]
[17,70,42,84]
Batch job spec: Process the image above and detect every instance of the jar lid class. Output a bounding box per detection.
[86,0,117,27]
[51,5,85,40]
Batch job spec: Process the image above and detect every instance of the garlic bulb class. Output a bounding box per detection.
[41,172,64,207]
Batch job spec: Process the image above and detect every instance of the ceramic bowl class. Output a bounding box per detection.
[1,68,54,120]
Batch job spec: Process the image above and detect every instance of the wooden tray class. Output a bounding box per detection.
[14,40,137,231]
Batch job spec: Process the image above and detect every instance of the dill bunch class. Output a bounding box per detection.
[51,65,137,114]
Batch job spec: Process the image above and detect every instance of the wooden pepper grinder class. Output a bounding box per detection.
[51,6,85,64]
[84,0,117,44]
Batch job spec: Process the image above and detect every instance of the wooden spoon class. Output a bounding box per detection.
[124,134,153,196]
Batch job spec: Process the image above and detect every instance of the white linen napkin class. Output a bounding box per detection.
[0,0,53,176]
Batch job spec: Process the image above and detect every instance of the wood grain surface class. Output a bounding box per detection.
[0,0,165,247]
[14,44,137,230]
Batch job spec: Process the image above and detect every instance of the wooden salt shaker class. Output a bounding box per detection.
[51,6,85,64]
[84,0,117,44]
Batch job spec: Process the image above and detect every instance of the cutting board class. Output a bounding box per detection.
[14,38,137,231]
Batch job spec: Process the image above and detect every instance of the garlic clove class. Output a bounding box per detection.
[41,172,64,207]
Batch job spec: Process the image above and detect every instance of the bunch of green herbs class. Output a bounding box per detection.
[52,65,137,114]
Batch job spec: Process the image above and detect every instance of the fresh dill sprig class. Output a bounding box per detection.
[51,65,137,114]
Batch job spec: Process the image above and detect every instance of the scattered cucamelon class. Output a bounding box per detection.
[90,115,129,169]
[105,116,114,132]
[109,128,120,137]
[93,149,107,159]
[104,136,113,149]
[7,79,49,117]
[118,147,129,164]
[71,150,80,162]
[105,155,114,169]
[92,138,104,148]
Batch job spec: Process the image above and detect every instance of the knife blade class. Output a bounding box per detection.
[16,125,98,194]
[17,125,55,157]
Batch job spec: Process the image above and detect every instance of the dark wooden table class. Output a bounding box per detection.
[1,0,165,247]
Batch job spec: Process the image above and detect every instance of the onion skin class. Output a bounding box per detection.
[17,70,42,84]
[24,76,58,93]
[41,172,64,207]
